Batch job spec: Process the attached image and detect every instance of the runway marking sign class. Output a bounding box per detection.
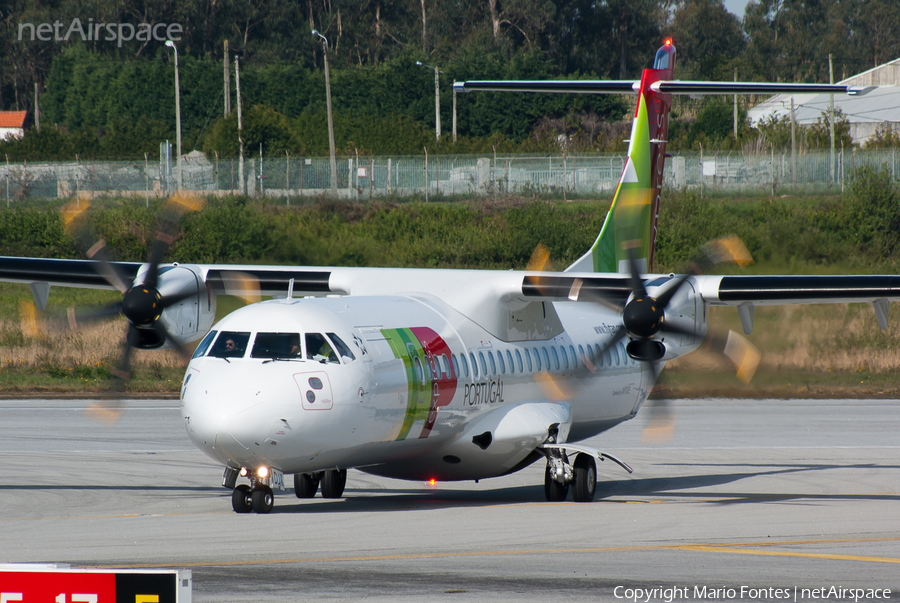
[0,566,190,603]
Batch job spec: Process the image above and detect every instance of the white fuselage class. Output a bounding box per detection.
[181,277,703,483]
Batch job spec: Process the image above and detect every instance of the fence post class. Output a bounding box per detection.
[286,150,290,206]
[145,153,150,207]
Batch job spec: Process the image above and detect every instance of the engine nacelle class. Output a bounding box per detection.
[130,263,216,349]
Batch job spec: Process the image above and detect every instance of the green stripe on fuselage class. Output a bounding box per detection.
[382,327,432,440]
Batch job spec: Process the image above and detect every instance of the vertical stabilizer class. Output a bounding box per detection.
[566,42,675,274]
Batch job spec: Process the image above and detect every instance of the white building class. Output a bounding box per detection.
[747,58,900,146]
[0,111,28,140]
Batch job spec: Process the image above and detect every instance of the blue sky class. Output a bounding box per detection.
[723,0,752,18]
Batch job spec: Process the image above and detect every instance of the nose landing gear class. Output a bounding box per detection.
[231,482,275,513]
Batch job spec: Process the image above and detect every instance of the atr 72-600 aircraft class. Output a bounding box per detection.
[1,41,896,514]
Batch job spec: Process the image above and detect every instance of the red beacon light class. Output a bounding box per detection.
[664,38,672,47]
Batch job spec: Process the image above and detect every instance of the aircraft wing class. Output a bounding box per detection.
[0,257,337,297]
[0,257,142,290]
[696,274,900,305]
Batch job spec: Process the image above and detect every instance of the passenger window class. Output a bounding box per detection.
[452,355,460,379]
[192,330,217,359]
[413,355,425,381]
[306,333,338,363]
[210,331,251,358]
[569,345,578,367]
[461,354,470,378]
[251,332,302,359]
[497,351,506,374]
[488,352,497,374]
[534,348,542,371]
[551,347,560,371]
[470,352,479,378]
[327,333,356,362]
[524,349,533,372]
[612,344,620,366]
[542,348,551,372]
[558,346,568,370]
[515,350,524,373]
[479,352,487,376]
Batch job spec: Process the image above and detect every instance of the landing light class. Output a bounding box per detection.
[239,467,248,477]
[257,466,270,479]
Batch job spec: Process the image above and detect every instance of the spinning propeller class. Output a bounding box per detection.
[529,236,761,442]
[58,194,206,423]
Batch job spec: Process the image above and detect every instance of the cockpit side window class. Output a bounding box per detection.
[251,333,302,359]
[210,331,251,358]
[306,333,339,364]
[192,330,217,359]
[327,333,356,362]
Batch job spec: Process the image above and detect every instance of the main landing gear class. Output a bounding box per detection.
[544,451,597,503]
[294,469,347,499]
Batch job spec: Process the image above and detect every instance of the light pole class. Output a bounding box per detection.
[165,39,182,190]
[312,30,337,194]
[416,61,441,140]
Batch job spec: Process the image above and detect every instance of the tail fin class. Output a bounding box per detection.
[566,42,675,274]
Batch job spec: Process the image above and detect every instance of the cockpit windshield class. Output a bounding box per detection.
[251,333,302,359]
[209,331,251,358]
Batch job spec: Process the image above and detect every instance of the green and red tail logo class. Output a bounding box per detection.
[582,43,674,274]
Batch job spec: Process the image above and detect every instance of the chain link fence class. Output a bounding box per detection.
[3,148,900,203]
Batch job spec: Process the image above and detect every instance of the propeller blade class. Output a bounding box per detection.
[221,271,262,305]
[145,193,207,289]
[61,200,131,293]
[641,398,675,444]
[595,326,628,361]
[654,275,690,308]
[19,300,43,339]
[625,250,647,299]
[65,302,123,331]
[84,327,136,426]
[153,322,194,366]
[721,330,761,385]
[658,320,698,339]
[567,278,626,312]
[526,242,552,272]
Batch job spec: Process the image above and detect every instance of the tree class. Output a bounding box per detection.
[667,0,745,80]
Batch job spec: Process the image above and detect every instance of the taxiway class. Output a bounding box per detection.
[1,397,898,601]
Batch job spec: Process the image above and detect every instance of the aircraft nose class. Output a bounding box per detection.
[181,366,291,466]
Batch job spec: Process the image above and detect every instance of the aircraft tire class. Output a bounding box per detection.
[572,454,597,502]
[232,484,253,513]
[294,473,320,498]
[544,464,569,502]
[251,485,274,514]
[321,469,347,498]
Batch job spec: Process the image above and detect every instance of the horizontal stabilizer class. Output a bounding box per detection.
[455,80,873,97]
[454,80,638,95]
[651,81,875,96]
